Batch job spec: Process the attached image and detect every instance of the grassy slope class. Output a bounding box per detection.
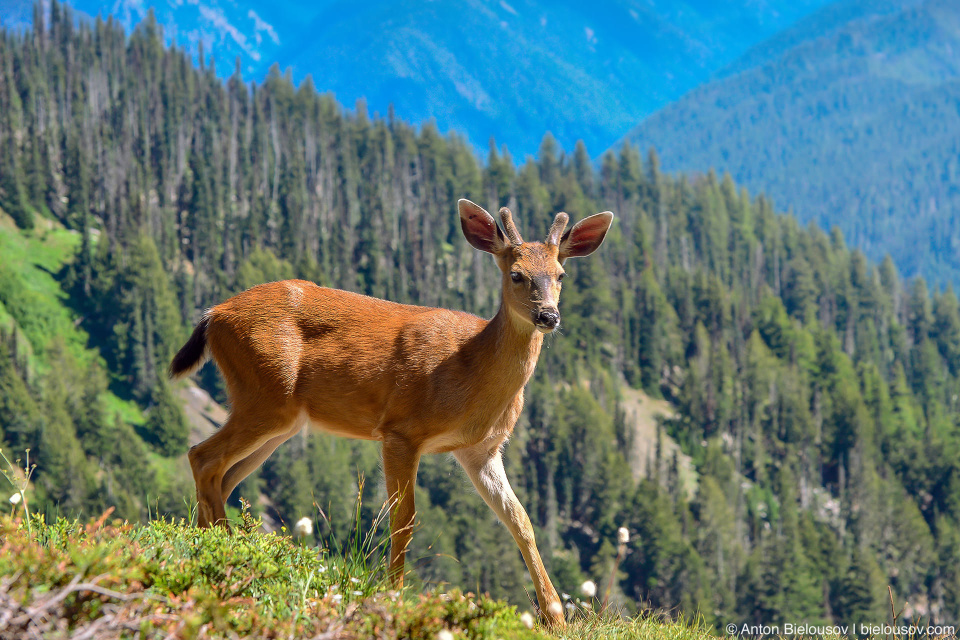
[0,213,206,508]
[0,212,144,422]
[0,513,720,640]
[0,215,84,367]
[619,387,697,498]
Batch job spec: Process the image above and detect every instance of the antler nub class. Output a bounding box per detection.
[499,207,523,246]
[546,212,569,246]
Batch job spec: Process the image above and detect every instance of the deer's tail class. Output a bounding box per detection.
[169,313,211,379]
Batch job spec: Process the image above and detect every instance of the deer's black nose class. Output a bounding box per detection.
[536,309,560,329]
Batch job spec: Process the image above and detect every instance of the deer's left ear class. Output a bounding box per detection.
[558,212,614,261]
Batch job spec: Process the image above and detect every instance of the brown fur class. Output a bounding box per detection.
[170,199,613,627]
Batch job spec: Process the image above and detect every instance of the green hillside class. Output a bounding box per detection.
[623,0,960,286]
[0,215,85,370]
[1,2,960,632]
[0,212,199,519]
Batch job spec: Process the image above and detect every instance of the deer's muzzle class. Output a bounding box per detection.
[535,309,560,332]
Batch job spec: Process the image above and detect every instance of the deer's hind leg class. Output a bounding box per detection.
[189,407,298,527]
[221,422,304,502]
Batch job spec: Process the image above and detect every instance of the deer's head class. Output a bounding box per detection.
[458,199,613,333]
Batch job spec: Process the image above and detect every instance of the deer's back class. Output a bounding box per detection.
[204,280,498,443]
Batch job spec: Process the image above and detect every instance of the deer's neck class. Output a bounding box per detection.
[476,304,544,386]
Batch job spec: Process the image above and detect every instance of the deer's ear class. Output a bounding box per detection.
[558,212,614,261]
[459,199,506,254]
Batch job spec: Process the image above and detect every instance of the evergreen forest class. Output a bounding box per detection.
[1,3,959,631]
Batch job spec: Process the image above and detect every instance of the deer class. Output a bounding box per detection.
[168,198,613,627]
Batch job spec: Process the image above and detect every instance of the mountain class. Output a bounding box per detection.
[260,0,834,157]
[621,0,960,287]
[0,0,831,156]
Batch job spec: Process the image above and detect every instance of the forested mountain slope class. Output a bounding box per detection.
[623,0,960,287]
[0,0,831,156]
[1,3,960,630]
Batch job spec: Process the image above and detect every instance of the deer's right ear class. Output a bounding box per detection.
[459,199,506,254]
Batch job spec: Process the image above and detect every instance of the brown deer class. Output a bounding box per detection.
[169,199,613,626]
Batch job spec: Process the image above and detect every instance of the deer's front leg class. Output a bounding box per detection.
[382,435,421,587]
[454,443,565,627]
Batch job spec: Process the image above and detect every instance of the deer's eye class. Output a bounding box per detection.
[510,272,523,283]
[558,272,566,282]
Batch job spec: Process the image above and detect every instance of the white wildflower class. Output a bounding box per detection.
[436,631,455,640]
[9,492,22,505]
[331,593,342,603]
[520,611,535,629]
[617,526,630,545]
[580,579,597,598]
[548,601,563,618]
[294,516,313,537]
[352,590,363,596]
[350,577,361,584]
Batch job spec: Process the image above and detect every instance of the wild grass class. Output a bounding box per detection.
[0,505,720,640]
